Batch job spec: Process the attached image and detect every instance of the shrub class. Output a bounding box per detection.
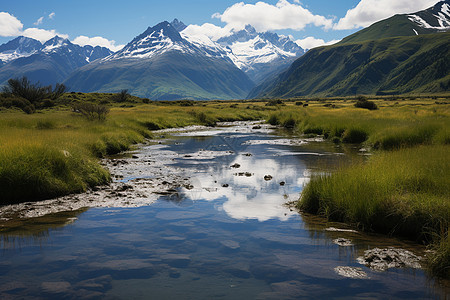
[266,99,283,106]
[0,96,35,114]
[72,102,109,121]
[295,101,303,106]
[113,89,129,102]
[2,77,66,104]
[355,98,378,110]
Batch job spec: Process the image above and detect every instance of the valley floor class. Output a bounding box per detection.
[0,93,449,278]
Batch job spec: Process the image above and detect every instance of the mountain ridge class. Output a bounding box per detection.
[0,36,113,86]
[250,2,450,98]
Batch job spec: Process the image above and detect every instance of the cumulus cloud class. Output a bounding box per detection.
[49,12,55,19]
[182,23,234,41]
[73,35,124,51]
[334,0,437,30]
[0,12,23,36]
[213,0,333,32]
[34,16,44,26]
[295,36,340,50]
[22,28,68,43]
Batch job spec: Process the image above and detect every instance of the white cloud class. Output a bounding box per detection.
[295,36,340,50]
[49,12,55,19]
[334,0,438,30]
[0,12,23,36]
[72,35,124,51]
[213,0,333,32]
[182,23,233,41]
[34,16,44,26]
[22,28,68,43]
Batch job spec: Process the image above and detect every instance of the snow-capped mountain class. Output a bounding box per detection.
[104,20,232,63]
[0,36,112,86]
[408,0,450,32]
[65,21,254,100]
[181,24,305,84]
[0,36,43,66]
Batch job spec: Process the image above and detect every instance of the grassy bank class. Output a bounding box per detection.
[265,97,450,147]
[298,145,449,277]
[0,99,267,204]
[277,97,450,277]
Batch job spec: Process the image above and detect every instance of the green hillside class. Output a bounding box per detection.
[65,51,254,101]
[339,15,435,45]
[250,32,450,98]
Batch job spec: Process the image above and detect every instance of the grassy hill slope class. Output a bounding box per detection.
[250,32,450,98]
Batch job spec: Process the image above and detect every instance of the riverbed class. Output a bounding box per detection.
[0,122,448,299]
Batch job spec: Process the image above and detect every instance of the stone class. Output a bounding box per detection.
[357,247,421,271]
[333,238,353,246]
[264,175,273,181]
[334,266,369,279]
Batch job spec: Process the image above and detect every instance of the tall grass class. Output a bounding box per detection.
[266,98,449,147]
[298,145,450,277]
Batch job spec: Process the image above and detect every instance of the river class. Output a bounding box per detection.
[0,122,448,299]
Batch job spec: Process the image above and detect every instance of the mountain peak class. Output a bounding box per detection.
[105,20,190,60]
[171,18,187,32]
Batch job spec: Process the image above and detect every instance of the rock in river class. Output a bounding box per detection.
[357,247,421,271]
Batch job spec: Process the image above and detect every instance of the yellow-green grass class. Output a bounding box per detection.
[298,145,450,277]
[265,97,450,147]
[0,102,266,204]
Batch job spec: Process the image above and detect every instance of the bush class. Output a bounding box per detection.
[0,95,35,114]
[2,77,66,104]
[355,98,378,110]
[295,101,303,106]
[72,102,109,121]
[112,89,129,102]
[266,99,283,106]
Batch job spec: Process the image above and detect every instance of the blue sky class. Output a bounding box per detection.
[0,0,439,50]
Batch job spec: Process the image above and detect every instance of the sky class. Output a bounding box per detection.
[0,0,439,51]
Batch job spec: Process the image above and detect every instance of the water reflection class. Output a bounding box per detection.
[0,209,86,250]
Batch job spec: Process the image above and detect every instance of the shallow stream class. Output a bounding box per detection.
[0,122,448,299]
